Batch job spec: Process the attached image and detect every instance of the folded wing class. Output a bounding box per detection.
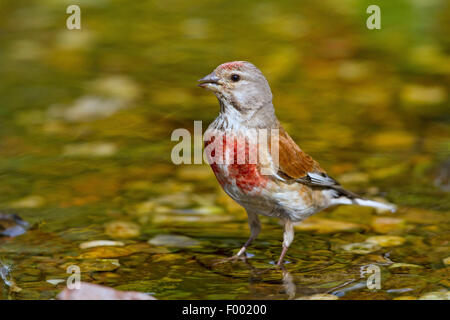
[273,127,358,199]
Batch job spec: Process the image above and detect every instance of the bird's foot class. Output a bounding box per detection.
[254,263,286,276]
[212,253,246,266]
[275,259,285,267]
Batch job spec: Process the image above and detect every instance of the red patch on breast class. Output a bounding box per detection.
[205,133,268,193]
[205,136,228,186]
[228,163,267,192]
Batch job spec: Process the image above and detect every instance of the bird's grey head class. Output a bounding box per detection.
[198,61,273,117]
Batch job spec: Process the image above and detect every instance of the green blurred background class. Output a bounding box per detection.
[0,0,448,300]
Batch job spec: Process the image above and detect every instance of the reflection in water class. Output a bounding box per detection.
[205,256,370,300]
[282,269,296,300]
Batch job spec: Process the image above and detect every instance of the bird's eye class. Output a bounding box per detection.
[230,74,240,82]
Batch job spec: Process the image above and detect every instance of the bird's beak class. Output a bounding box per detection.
[198,73,220,90]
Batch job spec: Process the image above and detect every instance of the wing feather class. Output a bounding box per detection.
[275,127,323,178]
[273,127,358,199]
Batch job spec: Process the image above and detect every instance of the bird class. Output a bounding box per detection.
[198,61,396,266]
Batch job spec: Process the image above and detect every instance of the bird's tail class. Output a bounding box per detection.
[333,197,396,212]
[354,198,396,212]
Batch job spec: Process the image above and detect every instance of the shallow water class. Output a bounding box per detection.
[0,0,449,299]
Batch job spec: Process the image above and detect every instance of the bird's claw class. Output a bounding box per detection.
[212,254,246,266]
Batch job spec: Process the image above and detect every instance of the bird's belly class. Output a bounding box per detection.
[264,183,323,221]
[211,163,321,221]
[204,130,325,221]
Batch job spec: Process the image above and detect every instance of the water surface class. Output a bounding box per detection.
[0,0,448,300]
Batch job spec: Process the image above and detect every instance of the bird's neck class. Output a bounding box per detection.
[214,98,279,131]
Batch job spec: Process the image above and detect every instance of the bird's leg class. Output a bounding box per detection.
[276,220,294,266]
[235,211,261,258]
[214,211,260,265]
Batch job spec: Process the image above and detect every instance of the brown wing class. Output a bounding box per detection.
[272,126,359,199]
[275,126,324,179]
